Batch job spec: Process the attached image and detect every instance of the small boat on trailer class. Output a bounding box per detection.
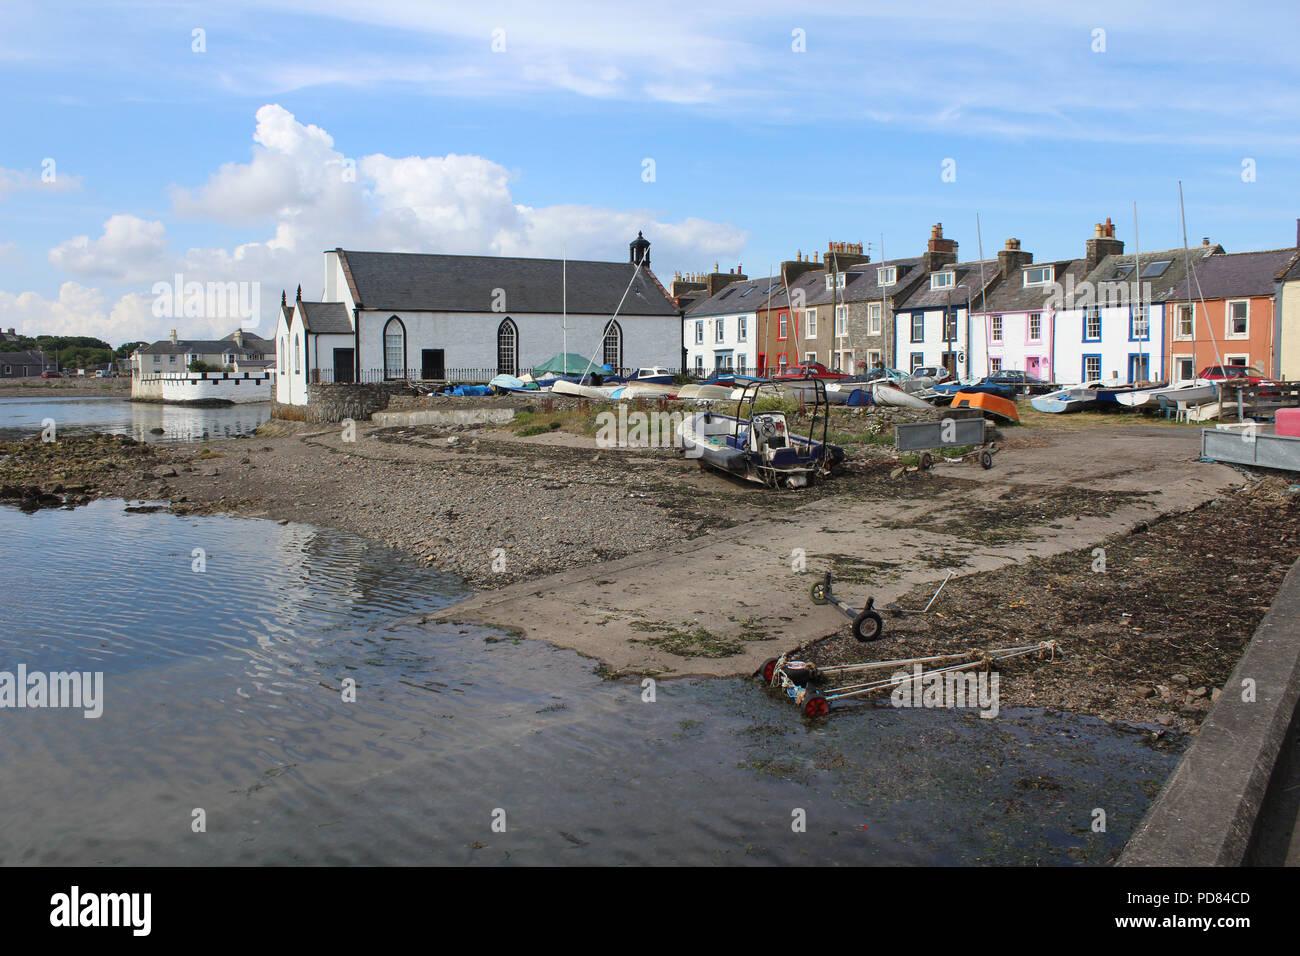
[676,378,845,488]
[950,390,1019,423]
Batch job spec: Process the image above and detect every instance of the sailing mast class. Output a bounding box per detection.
[562,244,567,364]
[1132,202,1145,383]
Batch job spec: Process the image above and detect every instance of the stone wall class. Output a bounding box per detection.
[272,381,408,423]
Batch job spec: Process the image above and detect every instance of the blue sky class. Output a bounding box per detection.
[1,0,1297,345]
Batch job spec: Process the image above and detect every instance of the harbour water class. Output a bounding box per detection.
[0,500,1181,865]
[0,395,270,444]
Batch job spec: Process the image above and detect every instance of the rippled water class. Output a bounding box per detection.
[0,396,270,443]
[0,501,1181,865]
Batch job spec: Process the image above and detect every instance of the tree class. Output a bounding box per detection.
[116,341,148,358]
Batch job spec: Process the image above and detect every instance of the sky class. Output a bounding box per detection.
[1,0,1298,346]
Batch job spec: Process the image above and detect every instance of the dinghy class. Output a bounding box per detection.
[609,382,677,400]
[873,382,931,411]
[951,391,1019,423]
[1029,379,1114,414]
[1116,379,1217,408]
[551,380,618,401]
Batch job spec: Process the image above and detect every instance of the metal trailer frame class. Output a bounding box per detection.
[758,641,1061,718]
[1200,427,1300,473]
[892,418,1000,471]
[809,572,883,642]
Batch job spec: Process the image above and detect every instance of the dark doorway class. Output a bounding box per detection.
[333,348,355,384]
[942,351,957,378]
[421,348,445,380]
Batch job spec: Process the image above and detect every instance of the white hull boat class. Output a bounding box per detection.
[609,382,677,400]
[551,380,618,401]
[873,382,931,410]
[1116,379,1217,408]
[1029,379,1116,414]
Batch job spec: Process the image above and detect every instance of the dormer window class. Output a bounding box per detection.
[824,273,846,291]
[878,266,896,286]
[1023,265,1054,286]
[930,271,954,290]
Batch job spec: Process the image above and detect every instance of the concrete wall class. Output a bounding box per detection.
[133,371,272,404]
[1120,556,1300,866]
[272,381,408,423]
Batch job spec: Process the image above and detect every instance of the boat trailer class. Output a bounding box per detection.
[809,572,883,641]
[809,570,955,640]
[759,641,1061,718]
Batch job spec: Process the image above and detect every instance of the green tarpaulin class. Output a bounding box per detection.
[532,353,615,376]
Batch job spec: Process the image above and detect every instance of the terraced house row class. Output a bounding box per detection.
[678,219,1300,384]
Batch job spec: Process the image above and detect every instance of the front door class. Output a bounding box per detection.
[1128,353,1150,384]
[942,351,957,378]
[421,348,445,380]
[333,348,355,384]
[1026,356,1041,379]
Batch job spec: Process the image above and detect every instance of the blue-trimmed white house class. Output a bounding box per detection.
[1051,245,1218,384]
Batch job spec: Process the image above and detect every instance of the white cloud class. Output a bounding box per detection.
[10,104,745,344]
[0,284,187,346]
[48,215,168,281]
[0,164,81,199]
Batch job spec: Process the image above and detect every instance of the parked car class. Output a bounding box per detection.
[858,367,912,384]
[94,369,114,378]
[912,365,951,383]
[1197,365,1277,385]
[39,370,61,379]
[772,362,850,381]
[985,369,1055,395]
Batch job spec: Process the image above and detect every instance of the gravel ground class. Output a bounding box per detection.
[794,475,1300,733]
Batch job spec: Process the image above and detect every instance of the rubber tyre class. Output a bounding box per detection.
[919,452,933,470]
[980,451,994,470]
[852,609,884,642]
[761,658,779,684]
[809,581,829,605]
[803,694,830,718]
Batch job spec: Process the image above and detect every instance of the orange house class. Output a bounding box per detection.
[1163,248,1294,380]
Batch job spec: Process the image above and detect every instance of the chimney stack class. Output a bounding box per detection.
[234,329,244,348]
[704,264,747,297]
[923,223,958,272]
[997,237,1033,279]
[1085,217,1124,271]
[169,329,178,346]
[825,240,870,270]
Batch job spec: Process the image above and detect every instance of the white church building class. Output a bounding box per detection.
[275,233,682,408]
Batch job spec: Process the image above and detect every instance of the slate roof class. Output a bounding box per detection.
[222,330,275,347]
[1,349,52,369]
[136,339,264,356]
[1173,248,1297,300]
[297,301,353,334]
[893,259,1000,311]
[1083,246,1222,304]
[827,256,927,306]
[687,275,786,317]
[336,250,677,316]
[972,259,1089,313]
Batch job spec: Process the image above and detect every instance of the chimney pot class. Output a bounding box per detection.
[1202,237,1210,246]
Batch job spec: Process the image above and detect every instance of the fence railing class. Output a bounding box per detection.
[309,366,691,385]
[1217,380,1300,422]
